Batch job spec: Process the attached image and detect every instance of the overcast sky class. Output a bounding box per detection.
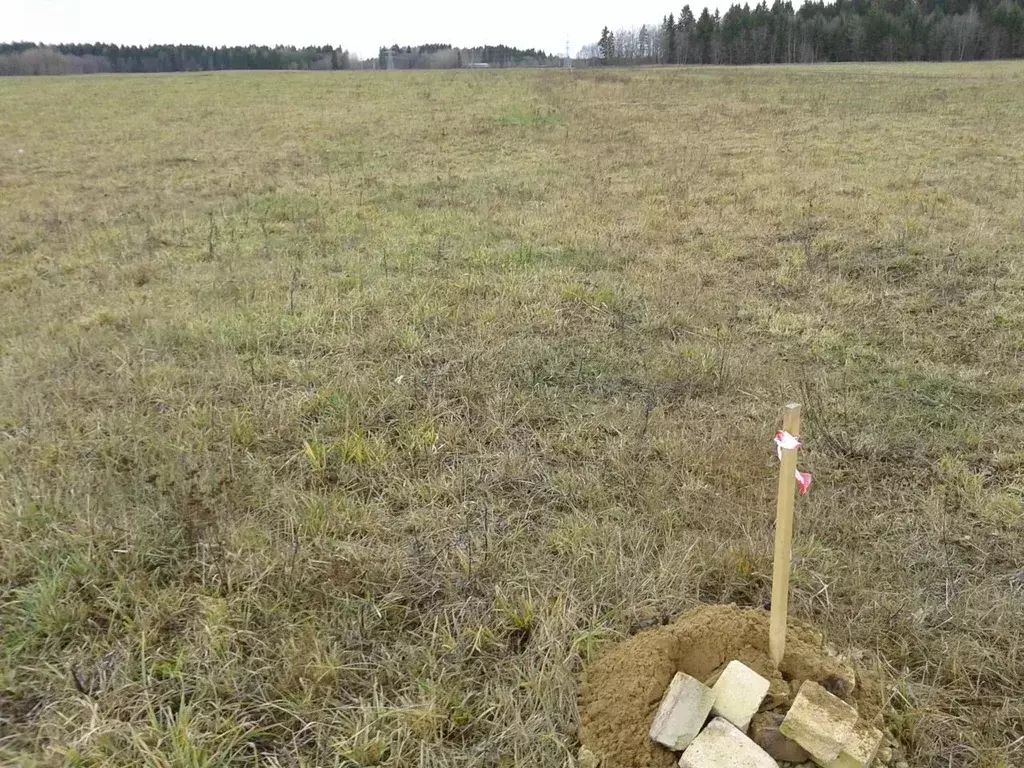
[6,0,733,59]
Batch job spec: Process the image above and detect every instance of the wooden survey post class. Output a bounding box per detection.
[770,403,802,667]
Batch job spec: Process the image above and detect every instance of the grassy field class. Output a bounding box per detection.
[1,62,1023,767]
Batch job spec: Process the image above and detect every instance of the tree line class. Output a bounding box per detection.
[7,0,1023,79]
[0,40,563,76]
[0,42,358,76]
[377,43,560,69]
[587,0,1024,64]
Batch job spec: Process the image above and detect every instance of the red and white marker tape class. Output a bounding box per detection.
[774,431,812,496]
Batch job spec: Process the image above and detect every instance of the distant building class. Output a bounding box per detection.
[466,62,490,68]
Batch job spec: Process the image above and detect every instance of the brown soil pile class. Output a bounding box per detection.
[579,604,885,768]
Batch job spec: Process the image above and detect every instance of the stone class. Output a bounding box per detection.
[678,717,779,768]
[710,660,772,731]
[826,720,884,768]
[578,745,602,768]
[780,681,859,765]
[876,739,894,764]
[649,671,717,752]
[750,712,812,763]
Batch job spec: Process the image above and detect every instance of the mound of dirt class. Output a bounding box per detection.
[578,604,885,768]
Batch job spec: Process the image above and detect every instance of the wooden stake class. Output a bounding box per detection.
[770,402,802,668]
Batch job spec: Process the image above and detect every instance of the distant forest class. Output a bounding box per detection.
[376,44,560,69]
[586,0,1024,64]
[0,41,558,76]
[0,42,357,76]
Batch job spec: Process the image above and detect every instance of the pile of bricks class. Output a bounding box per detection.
[649,662,884,768]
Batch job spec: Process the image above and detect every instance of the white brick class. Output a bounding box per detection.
[678,717,779,768]
[826,721,884,768]
[649,672,716,752]
[780,681,859,765]
[710,660,771,731]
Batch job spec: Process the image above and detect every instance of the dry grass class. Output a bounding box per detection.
[1,63,1023,767]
